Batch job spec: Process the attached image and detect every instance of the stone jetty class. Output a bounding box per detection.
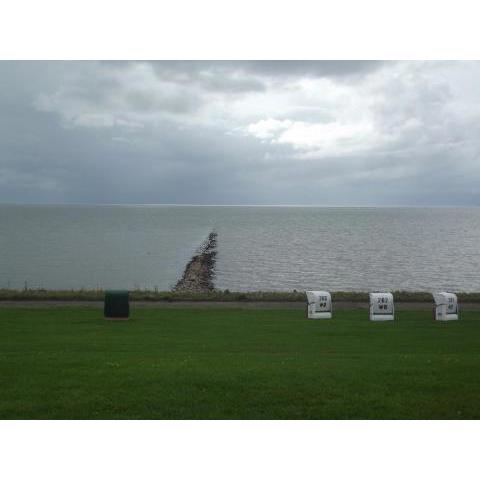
[174,231,217,292]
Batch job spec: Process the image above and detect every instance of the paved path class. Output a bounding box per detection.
[1,300,480,311]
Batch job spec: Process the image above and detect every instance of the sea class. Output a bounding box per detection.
[1,204,480,292]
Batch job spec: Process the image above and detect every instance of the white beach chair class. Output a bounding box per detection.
[305,291,332,319]
[433,292,459,321]
[369,292,394,321]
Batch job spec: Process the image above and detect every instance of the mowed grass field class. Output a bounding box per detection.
[1,306,480,419]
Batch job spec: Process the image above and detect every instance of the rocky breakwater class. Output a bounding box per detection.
[174,231,217,293]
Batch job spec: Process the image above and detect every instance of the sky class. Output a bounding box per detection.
[1,60,480,205]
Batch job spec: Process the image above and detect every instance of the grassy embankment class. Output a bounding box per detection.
[1,306,480,419]
[2,289,480,302]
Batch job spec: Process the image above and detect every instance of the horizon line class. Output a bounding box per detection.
[1,202,480,208]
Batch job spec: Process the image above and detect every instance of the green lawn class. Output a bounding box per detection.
[1,306,479,419]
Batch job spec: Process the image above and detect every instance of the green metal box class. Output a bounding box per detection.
[104,290,130,319]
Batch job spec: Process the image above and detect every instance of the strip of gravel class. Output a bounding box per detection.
[1,300,480,310]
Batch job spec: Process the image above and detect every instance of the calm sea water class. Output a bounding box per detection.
[1,205,480,292]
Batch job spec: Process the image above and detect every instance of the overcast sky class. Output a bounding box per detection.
[1,60,480,205]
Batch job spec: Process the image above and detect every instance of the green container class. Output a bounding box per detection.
[104,290,130,319]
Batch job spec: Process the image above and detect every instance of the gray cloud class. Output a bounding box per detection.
[1,61,480,205]
[148,60,385,78]
[229,60,386,78]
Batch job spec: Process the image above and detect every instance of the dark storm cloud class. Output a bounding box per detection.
[113,60,385,95]
[146,60,384,78]
[1,60,480,205]
[229,60,386,78]
[148,61,388,100]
